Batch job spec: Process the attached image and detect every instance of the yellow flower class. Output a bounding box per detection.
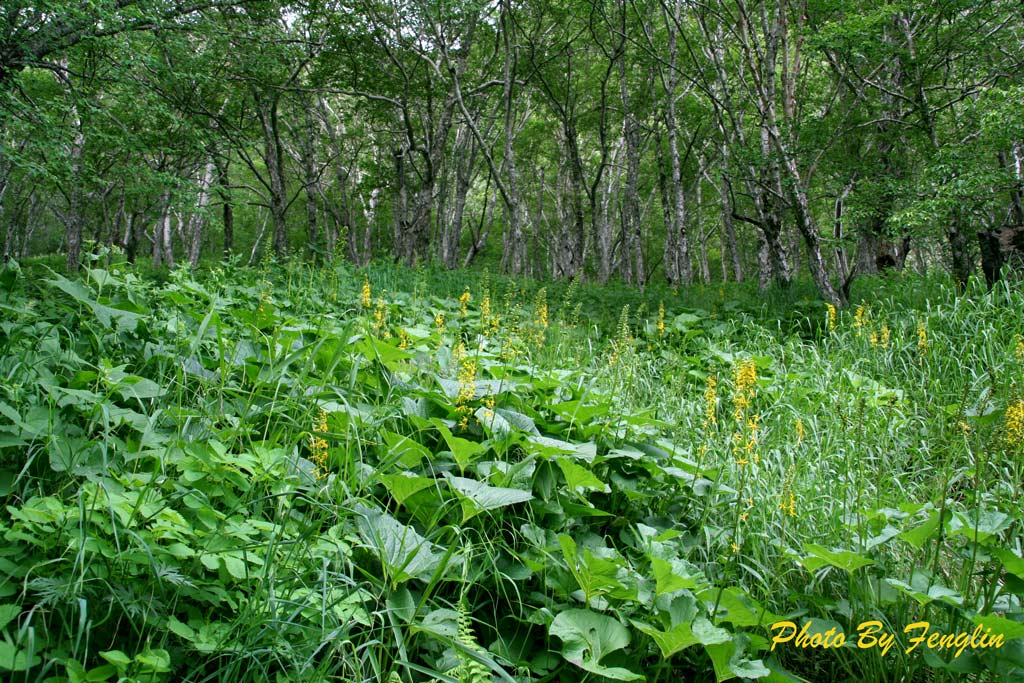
[788,492,796,517]
[731,542,740,553]
[480,292,492,332]
[535,288,548,329]
[853,304,866,335]
[361,278,372,308]
[826,304,836,331]
[703,374,718,427]
[1005,399,1024,447]
[795,418,805,444]
[869,329,878,347]
[658,302,666,337]
[309,409,329,480]
[459,288,471,316]
[732,359,757,422]
[397,328,411,350]
[435,311,446,335]
[917,321,928,357]
[373,298,390,339]
[739,512,749,522]
[1015,334,1024,360]
[455,347,477,430]
[881,325,890,349]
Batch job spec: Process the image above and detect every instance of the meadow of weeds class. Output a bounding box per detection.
[0,256,1022,683]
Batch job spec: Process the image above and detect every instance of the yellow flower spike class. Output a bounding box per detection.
[361,278,372,308]
[917,320,929,357]
[881,325,890,349]
[309,409,330,480]
[869,329,878,347]
[481,292,491,325]
[435,311,446,336]
[1005,399,1024,447]
[459,288,471,316]
[398,328,411,350]
[1016,334,1024,360]
[373,298,390,339]
[731,542,740,554]
[703,374,718,427]
[853,304,866,335]
[454,350,478,430]
[795,418,805,444]
[535,288,549,329]
[788,492,796,517]
[826,303,836,331]
[657,302,666,337]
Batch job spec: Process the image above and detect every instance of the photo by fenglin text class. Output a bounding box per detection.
[769,620,1006,658]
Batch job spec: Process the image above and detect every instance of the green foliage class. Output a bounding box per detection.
[0,258,1022,682]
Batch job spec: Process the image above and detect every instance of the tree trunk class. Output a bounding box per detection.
[257,96,289,258]
[187,158,216,267]
[298,100,322,262]
[718,168,743,282]
[57,63,86,273]
[498,0,525,275]
[215,156,234,258]
[618,43,644,286]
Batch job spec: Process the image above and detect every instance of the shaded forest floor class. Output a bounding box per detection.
[0,256,1022,682]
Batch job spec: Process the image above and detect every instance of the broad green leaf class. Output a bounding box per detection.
[556,458,609,494]
[884,579,963,607]
[900,509,945,548]
[380,472,438,504]
[381,431,431,468]
[993,548,1024,580]
[705,633,770,682]
[651,557,701,595]
[549,609,642,681]
[800,544,874,573]
[433,420,486,470]
[0,604,19,631]
[355,505,443,584]
[444,473,533,522]
[947,510,1012,543]
[0,641,39,672]
[549,400,610,425]
[632,619,699,657]
[99,650,132,668]
[971,614,1024,640]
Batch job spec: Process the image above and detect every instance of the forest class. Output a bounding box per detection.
[1,1,1024,682]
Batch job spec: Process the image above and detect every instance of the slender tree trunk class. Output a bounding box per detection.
[187,158,216,267]
[442,126,476,268]
[654,125,677,284]
[661,0,691,285]
[618,43,644,286]
[0,116,12,263]
[257,96,288,258]
[56,62,86,273]
[718,167,743,282]
[498,0,525,275]
[215,156,234,258]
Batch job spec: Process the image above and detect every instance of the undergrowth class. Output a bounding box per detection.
[0,254,1021,682]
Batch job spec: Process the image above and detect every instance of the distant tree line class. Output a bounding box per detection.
[1,0,1022,303]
